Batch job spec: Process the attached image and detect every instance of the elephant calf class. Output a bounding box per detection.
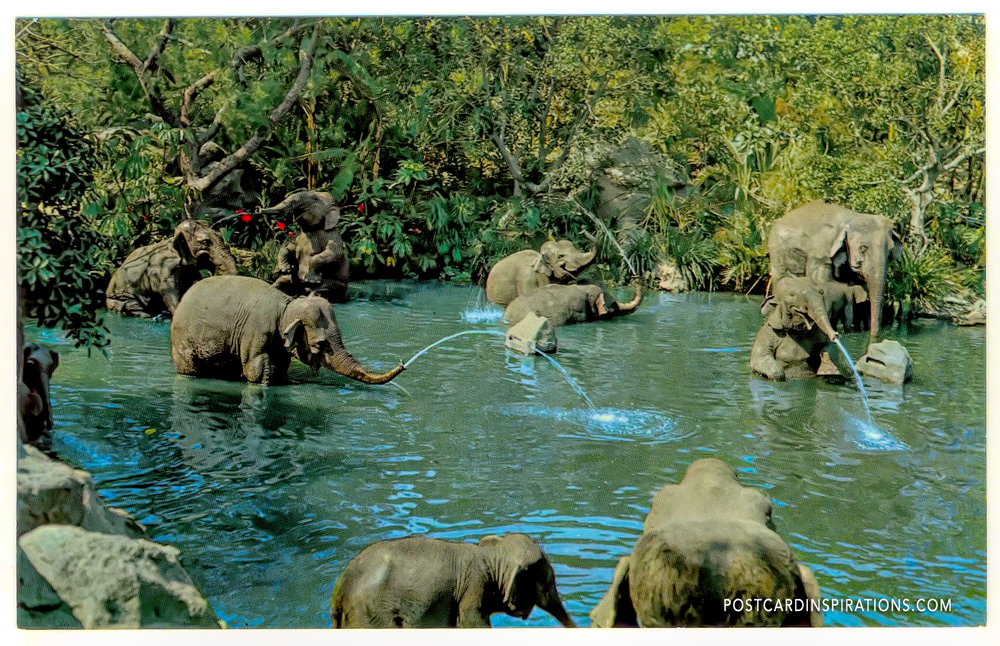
[170,275,404,385]
[485,236,598,306]
[503,283,642,327]
[106,219,238,318]
[331,534,576,628]
[590,458,822,628]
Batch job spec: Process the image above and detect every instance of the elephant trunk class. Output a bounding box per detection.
[209,235,239,276]
[617,282,643,312]
[324,349,405,385]
[567,248,597,275]
[806,290,838,342]
[865,265,885,339]
[538,592,576,628]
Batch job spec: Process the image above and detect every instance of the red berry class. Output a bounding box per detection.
[241,214,252,223]
[358,204,364,212]
[288,231,295,237]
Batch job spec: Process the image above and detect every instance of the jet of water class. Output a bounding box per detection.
[834,338,874,427]
[533,350,597,411]
[403,330,506,368]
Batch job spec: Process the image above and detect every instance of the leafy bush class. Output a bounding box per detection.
[887,244,959,320]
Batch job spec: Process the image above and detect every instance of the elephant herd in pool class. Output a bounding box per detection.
[21,196,912,627]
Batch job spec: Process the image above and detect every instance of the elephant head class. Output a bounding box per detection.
[535,238,598,282]
[827,213,902,338]
[585,282,642,318]
[479,534,577,627]
[770,277,838,342]
[261,191,340,231]
[280,295,404,385]
[590,458,822,628]
[21,343,59,446]
[173,219,238,275]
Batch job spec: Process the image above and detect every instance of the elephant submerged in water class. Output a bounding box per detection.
[261,191,350,303]
[768,200,902,339]
[590,458,822,628]
[330,533,576,628]
[106,219,238,318]
[485,236,598,306]
[170,275,404,385]
[503,282,642,327]
[751,276,851,380]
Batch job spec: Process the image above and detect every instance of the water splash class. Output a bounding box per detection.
[835,339,874,426]
[403,330,506,368]
[495,404,683,443]
[844,415,909,452]
[533,351,597,411]
[461,308,505,324]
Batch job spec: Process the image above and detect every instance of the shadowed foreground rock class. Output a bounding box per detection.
[505,312,557,355]
[855,340,913,384]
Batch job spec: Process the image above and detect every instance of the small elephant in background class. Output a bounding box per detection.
[590,458,822,628]
[503,282,642,327]
[331,534,576,628]
[261,191,350,303]
[751,276,842,380]
[20,342,59,451]
[485,235,598,306]
[106,219,238,318]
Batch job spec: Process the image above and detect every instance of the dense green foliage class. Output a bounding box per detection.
[16,16,985,348]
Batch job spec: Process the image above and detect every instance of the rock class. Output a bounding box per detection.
[17,445,146,539]
[505,312,557,355]
[855,340,913,384]
[18,525,221,629]
[955,299,986,326]
[657,258,691,293]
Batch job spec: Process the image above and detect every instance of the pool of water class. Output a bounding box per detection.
[29,282,986,627]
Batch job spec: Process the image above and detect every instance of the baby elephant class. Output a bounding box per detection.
[503,283,642,327]
[331,534,576,628]
[590,458,822,628]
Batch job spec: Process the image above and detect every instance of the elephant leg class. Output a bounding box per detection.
[590,556,637,628]
[172,346,197,376]
[307,242,343,281]
[457,600,492,628]
[816,351,841,377]
[272,274,302,296]
[243,352,290,385]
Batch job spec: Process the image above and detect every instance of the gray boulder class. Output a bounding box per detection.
[955,299,986,326]
[18,525,220,629]
[855,340,913,384]
[505,311,558,355]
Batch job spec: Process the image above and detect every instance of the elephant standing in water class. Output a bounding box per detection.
[485,236,598,306]
[170,276,404,385]
[106,219,238,318]
[503,282,642,327]
[331,534,576,628]
[261,191,350,303]
[750,277,844,380]
[20,343,59,451]
[768,200,902,339]
[590,459,822,628]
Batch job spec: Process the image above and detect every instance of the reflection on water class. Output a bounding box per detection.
[29,284,986,628]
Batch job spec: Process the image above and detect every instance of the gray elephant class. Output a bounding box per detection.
[485,236,598,306]
[751,277,843,380]
[503,282,642,327]
[590,458,822,628]
[768,200,902,339]
[21,342,59,451]
[106,219,238,318]
[170,275,404,385]
[261,191,349,303]
[330,533,576,628]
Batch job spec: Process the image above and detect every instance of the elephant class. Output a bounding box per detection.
[20,342,59,451]
[485,235,598,306]
[503,282,642,327]
[106,219,238,318]
[170,275,404,385]
[261,191,350,303]
[590,458,822,628]
[768,200,902,339]
[330,533,576,628]
[751,277,844,380]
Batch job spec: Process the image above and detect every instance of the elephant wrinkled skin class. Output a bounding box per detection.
[485,237,598,306]
[170,276,404,385]
[330,534,576,628]
[106,219,238,318]
[262,191,350,302]
[503,282,642,327]
[768,200,902,339]
[590,458,822,628]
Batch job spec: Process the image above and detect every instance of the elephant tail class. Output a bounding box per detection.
[325,350,405,385]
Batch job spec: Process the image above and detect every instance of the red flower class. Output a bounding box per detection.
[407,228,422,234]
[358,204,364,212]
[276,222,286,230]
[241,213,252,223]
[288,231,295,237]
[236,209,246,214]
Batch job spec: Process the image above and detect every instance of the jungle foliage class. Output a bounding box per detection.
[15,15,985,348]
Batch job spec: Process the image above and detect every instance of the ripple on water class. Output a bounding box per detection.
[493,404,689,444]
[843,416,909,452]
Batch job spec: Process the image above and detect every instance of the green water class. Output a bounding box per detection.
[29,282,986,627]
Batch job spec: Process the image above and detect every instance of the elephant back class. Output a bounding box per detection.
[486,250,545,306]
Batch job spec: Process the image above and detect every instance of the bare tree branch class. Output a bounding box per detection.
[100,21,183,129]
[141,19,173,75]
[181,70,218,126]
[231,20,317,82]
[925,35,946,113]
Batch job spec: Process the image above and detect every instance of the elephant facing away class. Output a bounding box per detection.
[751,277,854,380]
[170,275,404,385]
[590,458,822,628]
[106,219,238,318]
[261,191,350,303]
[485,235,598,306]
[503,282,642,327]
[20,342,59,451]
[768,200,902,339]
[331,534,576,628]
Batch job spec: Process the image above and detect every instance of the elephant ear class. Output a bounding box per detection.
[324,206,341,230]
[589,556,637,628]
[761,296,777,318]
[173,226,197,265]
[889,229,904,262]
[282,319,305,351]
[852,285,869,303]
[531,254,553,278]
[827,224,850,273]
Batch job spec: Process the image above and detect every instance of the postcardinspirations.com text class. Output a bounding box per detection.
[723,597,953,613]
